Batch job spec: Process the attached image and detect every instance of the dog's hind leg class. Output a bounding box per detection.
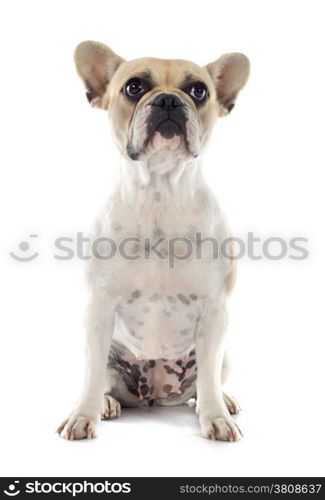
[221,352,241,414]
[102,365,141,417]
[221,350,231,384]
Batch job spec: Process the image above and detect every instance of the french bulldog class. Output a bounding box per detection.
[57,41,249,441]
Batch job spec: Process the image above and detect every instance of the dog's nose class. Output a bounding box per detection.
[152,93,183,109]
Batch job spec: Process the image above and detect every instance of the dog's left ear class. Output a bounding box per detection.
[74,41,125,109]
[205,53,250,116]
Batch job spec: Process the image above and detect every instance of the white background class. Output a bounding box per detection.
[1,0,324,478]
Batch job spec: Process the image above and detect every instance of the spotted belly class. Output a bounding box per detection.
[108,289,201,405]
[108,346,197,406]
[113,290,202,360]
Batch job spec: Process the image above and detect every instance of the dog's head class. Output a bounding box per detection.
[75,41,249,162]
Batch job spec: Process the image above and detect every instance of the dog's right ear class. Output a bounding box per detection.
[74,41,125,109]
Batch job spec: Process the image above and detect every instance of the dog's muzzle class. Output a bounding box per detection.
[127,91,200,161]
[147,93,187,140]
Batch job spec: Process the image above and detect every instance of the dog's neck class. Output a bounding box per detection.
[118,149,205,204]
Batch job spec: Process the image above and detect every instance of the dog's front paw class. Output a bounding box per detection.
[199,413,243,442]
[56,408,100,440]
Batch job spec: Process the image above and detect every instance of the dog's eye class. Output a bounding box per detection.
[126,79,143,95]
[124,78,148,100]
[189,82,208,103]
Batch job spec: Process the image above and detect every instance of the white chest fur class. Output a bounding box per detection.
[87,156,230,360]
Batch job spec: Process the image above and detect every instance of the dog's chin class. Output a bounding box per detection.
[151,131,183,152]
[127,132,198,162]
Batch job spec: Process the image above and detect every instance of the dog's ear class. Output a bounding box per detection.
[205,53,250,116]
[74,41,125,108]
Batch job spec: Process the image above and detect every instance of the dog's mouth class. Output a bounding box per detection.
[143,109,188,154]
[155,118,183,139]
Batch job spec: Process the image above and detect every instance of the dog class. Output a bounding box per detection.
[57,41,249,441]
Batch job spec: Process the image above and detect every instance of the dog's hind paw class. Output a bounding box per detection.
[101,394,121,419]
[223,392,241,414]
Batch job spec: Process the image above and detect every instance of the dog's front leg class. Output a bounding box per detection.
[195,296,242,442]
[57,293,116,440]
